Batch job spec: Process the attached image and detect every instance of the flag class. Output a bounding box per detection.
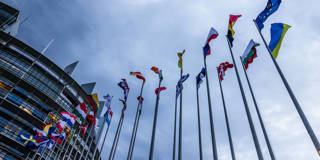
[42,122,55,138]
[242,40,260,69]
[67,131,74,144]
[176,74,190,98]
[80,124,88,137]
[60,112,77,127]
[203,27,218,56]
[130,72,146,82]
[86,111,96,126]
[227,14,242,47]
[151,66,159,74]
[155,87,167,95]
[118,79,130,101]
[19,133,37,148]
[177,49,185,69]
[151,66,163,81]
[137,96,144,111]
[52,133,65,144]
[218,62,234,81]
[74,102,88,122]
[104,106,113,126]
[87,93,100,115]
[196,68,206,89]
[103,94,112,115]
[205,27,219,44]
[203,44,211,56]
[255,0,282,30]
[268,23,291,59]
[38,139,54,150]
[56,120,66,134]
[33,128,47,144]
[119,99,127,118]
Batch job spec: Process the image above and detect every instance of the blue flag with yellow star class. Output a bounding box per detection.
[255,0,281,30]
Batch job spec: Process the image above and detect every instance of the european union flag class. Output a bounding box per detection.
[255,0,282,30]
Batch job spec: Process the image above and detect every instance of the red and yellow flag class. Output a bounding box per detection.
[227,14,241,47]
[130,72,146,82]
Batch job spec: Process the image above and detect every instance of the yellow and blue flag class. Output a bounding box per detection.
[19,133,37,148]
[268,23,291,59]
[255,0,281,30]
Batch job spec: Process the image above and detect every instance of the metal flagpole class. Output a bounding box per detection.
[62,126,81,159]
[203,54,218,160]
[195,84,203,160]
[127,82,145,160]
[226,35,264,160]
[54,129,70,159]
[78,122,95,160]
[96,116,112,160]
[110,117,124,160]
[149,74,162,159]
[84,126,97,159]
[92,98,114,160]
[217,69,236,160]
[240,56,276,160]
[129,105,142,159]
[253,19,320,156]
[108,115,122,160]
[178,67,183,160]
[172,94,178,160]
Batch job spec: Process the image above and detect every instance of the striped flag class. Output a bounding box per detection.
[60,112,77,127]
[74,102,88,122]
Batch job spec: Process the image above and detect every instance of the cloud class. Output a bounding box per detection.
[3,0,320,159]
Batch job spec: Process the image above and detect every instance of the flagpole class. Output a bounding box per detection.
[92,98,114,160]
[96,116,112,160]
[62,127,81,160]
[109,115,122,160]
[44,127,62,159]
[149,74,162,159]
[173,94,178,160]
[195,84,203,160]
[240,56,276,160]
[110,117,124,160]
[84,125,97,160]
[54,129,70,159]
[127,82,145,160]
[226,35,264,160]
[203,54,218,160]
[78,122,95,160]
[178,66,185,160]
[217,69,236,160]
[253,20,320,156]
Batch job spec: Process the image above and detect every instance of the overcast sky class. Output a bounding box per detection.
[2,0,320,159]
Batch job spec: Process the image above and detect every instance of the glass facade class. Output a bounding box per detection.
[0,2,100,160]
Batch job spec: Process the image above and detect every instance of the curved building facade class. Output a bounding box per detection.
[0,2,101,160]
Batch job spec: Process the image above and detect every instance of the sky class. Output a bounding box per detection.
[2,0,320,159]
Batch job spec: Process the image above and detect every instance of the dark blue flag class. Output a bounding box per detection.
[176,74,190,98]
[196,68,206,89]
[255,0,281,30]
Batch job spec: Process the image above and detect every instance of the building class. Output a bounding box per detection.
[0,2,101,160]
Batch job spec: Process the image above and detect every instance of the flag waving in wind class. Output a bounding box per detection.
[155,87,167,95]
[130,72,146,82]
[176,74,190,98]
[74,102,88,122]
[203,27,219,56]
[227,14,242,47]
[60,112,77,127]
[104,106,113,126]
[218,62,234,81]
[255,0,282,30]
[268,23,291,59]
[177,50,185,69]
[196,68,206,89]
[118,79,130,101]
[151,66,163,81]
[119,99,127,118]
[242,40,260,69]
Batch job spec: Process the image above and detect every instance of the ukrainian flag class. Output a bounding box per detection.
[268,23,291,59]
